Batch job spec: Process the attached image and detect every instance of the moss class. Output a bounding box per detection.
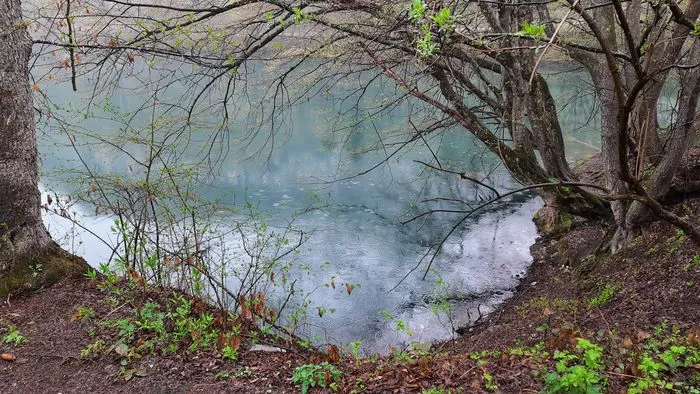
[560,213,573,231]
[0,246,88,298]
[534,207,574,236]
[575,155,592,167]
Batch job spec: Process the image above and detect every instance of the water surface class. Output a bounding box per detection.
[37,62,601,352]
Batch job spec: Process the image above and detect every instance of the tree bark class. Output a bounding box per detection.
[0,0,86,297]
[625,42,700,228]
[527,74,573,180]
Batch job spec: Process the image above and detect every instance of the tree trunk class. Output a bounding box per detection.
[624,42,700,229]
[527,74,574,180]
[0,0,86,297]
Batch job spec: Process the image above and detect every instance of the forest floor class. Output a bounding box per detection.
[1,198,699,393]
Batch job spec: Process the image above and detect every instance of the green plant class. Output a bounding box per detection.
[135,302,166,337]
[408,0,427,20]
[422,388,447,394]
[221,345,238,361]
[587,284,617,308]
[104,318,137,343]
[292,362,343,394]
[543,338,606,394]
[292,7,305,24]
[431,8,455,31]
[392,348,412,362]
[482,370,499,391]
[683,254,700,271]
[693,22,700,37]
[517,21,546,42]
[627,325,700,393]
[508,342,548,358]
[2,325,26,346]
[426,272,457,337]
[236,366,254,378]
[349,340,362,359]
[395,319,413,336]
[73,306,96,322]
[215,371,233,380]
[664,229,686,256]
[85,268,98,280]
[29,262,44,277]
[417,23,438,56]
[470,350,500,366]
[80,339,107,358]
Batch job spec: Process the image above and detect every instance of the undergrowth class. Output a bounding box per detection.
[76,266,286,380]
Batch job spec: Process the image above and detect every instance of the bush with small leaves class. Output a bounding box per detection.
[292,362,343,394]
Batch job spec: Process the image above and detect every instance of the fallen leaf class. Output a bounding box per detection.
[326,344,339,363]
[637,330,651,341]
[126,268,144,286]
[113,342,129,356]
[345,283,354,295]
[228,335,241,351]
[1,353,16,362]
[622,337,634,348]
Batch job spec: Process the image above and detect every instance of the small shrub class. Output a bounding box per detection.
[292,361,342,394]
[543,338,606,394]
[80,339,107,358]
[2,325,26,346]
[221,345,238,361]
[72,306,96,322]
[588,284,617,308]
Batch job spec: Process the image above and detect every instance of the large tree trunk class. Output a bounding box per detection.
[0,0,86,297]
[527,74,574,180]
[625,42,700,229]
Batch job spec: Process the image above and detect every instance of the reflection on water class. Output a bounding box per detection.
[37,61,601,353]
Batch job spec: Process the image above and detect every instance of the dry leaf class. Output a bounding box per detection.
[326,344,340,363]
[228,335,241,351]
[126,268,144,286]
[1,353,16,362]
[637,330,651,341]
[622,337,634,349]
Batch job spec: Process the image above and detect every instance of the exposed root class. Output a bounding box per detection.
[0,243,88,298]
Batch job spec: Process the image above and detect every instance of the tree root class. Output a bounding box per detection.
[0,242,89,298]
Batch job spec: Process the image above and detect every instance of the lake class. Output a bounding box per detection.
[36,60,600,353]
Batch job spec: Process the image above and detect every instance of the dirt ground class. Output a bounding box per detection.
[1,199,699,393]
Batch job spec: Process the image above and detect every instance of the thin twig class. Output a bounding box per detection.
[529,0,580,86]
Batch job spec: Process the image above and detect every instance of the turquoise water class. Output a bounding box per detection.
[37,61,600,352]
